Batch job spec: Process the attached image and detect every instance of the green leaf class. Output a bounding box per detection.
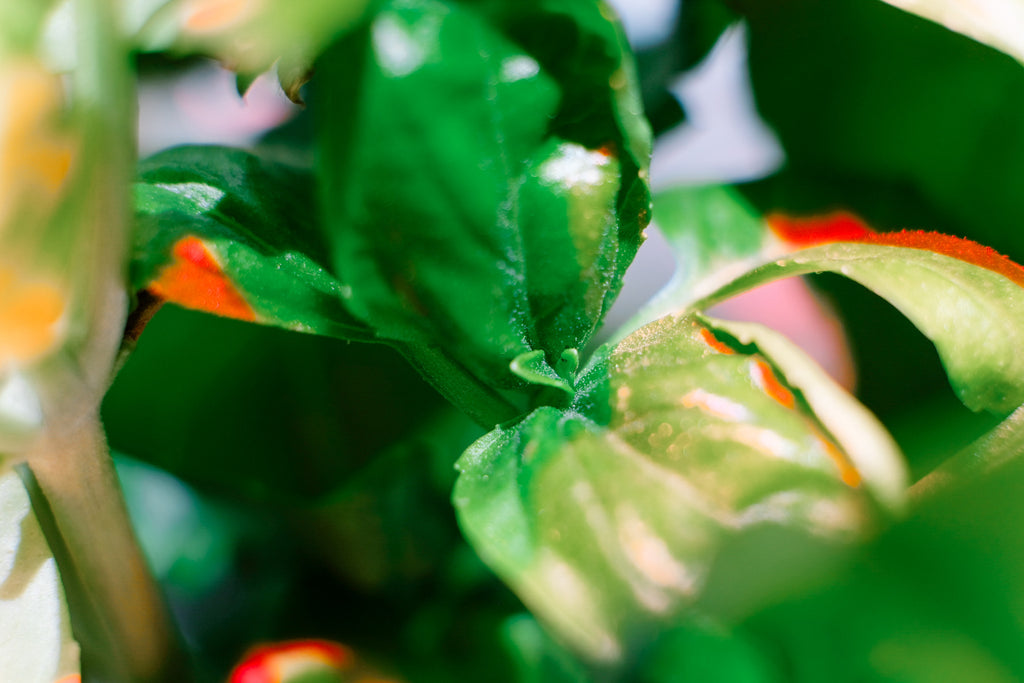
[316,0,651,415]
[691,235,1024,413]
[0,470,79,683]
[454,312,904,661]
[290,407,482,590]
[744,458,1024,682]
[133,145,372,341]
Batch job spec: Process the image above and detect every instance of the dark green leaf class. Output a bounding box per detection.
[316,0,651,418]
[133,145,372,340]
[103,307,444,504]
[291,407,482,591]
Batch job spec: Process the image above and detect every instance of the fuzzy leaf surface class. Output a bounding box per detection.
[316,0,651,411]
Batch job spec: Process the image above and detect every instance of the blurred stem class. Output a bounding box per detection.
[14,0,194,680]
[910,404,1024,505]
[25,415,192,683]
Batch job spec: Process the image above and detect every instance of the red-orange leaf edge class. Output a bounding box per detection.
[148,236,257,322]
[767,211,1024,288]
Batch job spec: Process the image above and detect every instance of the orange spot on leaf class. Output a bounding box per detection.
[699,327,735,355]
[751,360,795,410]
[54,676,81,683]
[148,236,256,322]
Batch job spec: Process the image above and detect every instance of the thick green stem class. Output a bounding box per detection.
[910,404,1024,505]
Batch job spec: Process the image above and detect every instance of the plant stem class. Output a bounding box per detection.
[910,404,1024,505]
[24,414,191,682]
[18,0,195,679]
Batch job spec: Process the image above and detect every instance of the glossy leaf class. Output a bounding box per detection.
[316,0,651,416]
[133,145,372,340]
[691,233,1024,413]
[0,470,79,683]
[454,312,904,661]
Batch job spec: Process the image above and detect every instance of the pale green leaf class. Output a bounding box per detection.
[691,241,1024,413]
[702,315,906,513]
[454,312,905,661]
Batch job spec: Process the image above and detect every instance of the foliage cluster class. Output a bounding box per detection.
[3,1,1024,682]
